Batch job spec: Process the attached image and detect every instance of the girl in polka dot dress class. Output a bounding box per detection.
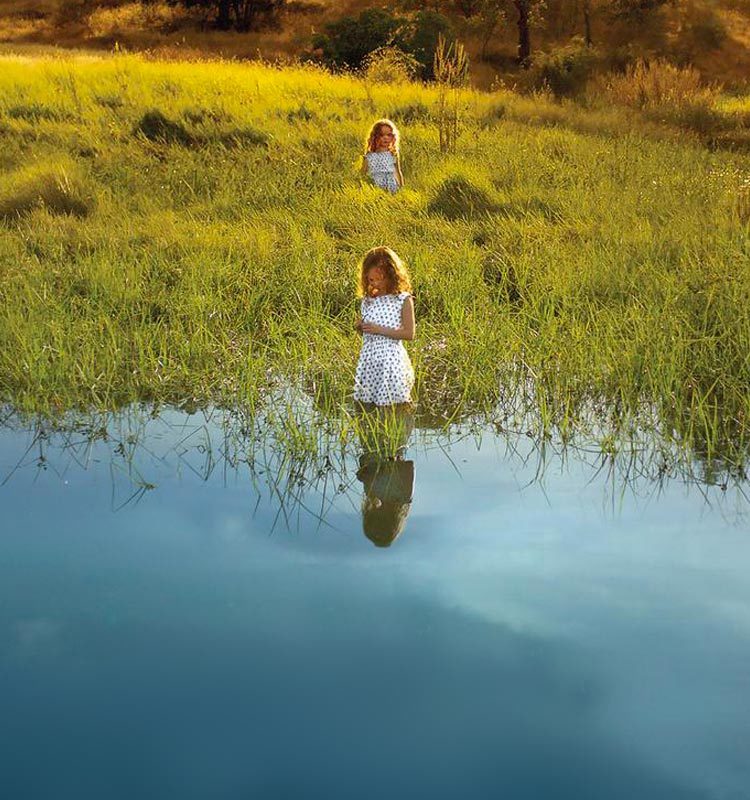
[354,247,415,407]
[360,119,404,194]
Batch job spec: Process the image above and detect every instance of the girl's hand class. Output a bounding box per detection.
[361,322,383,335]
[355,318,363,334]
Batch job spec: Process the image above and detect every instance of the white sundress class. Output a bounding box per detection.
[365,151,400,194]
[354,292,414,406]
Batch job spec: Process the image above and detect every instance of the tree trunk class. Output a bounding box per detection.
[230,0,244,31]
[217,0,231,30]
[583,0,593,46]
[514,0,531,67]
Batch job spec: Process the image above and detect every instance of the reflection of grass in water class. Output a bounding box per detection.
[0,55,749,470]
[2,404,747,532]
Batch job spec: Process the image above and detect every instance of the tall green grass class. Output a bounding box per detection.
[0,53,749,473]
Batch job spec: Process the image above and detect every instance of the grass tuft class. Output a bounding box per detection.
[216,126,270,148]
[0,161,95,219]
[427,175,499,219]
[133,109,194,145]
[6,102,74,122]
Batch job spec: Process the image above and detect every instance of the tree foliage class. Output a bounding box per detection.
[311,8,455,78]
[174,0,285,32]
[311,9,402,70]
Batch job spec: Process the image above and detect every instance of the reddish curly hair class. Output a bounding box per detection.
[364,119,401,154]
[358,246,412,298]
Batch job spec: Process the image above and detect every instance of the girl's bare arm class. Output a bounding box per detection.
[395,152,404,187]
[360,155,369,176]
[361,296,415,341]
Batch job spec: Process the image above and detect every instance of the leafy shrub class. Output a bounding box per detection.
[311,9,401,70]
[608,0,671,21]
[531,38,600,98]
[427,175,498,220]
[672,0,726,60]
[133,110,194,145]
[0,162,95,220]
[310,7,453,78]
[362,46,420,85]
[54,0,97,25]
[400,10,454,79]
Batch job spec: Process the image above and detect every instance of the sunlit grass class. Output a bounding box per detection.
[0,53,749,475]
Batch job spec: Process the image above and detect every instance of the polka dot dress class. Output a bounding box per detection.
[354,292,414,406]
[365,151,400,194]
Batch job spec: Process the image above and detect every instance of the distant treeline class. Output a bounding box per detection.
[28,0,744,89]
[166,0,729,71]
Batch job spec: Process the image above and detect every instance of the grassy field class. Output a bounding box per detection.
[0,52,749,472]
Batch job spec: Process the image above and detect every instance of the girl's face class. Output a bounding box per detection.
[374,125,395,151]
[366,266,388,297]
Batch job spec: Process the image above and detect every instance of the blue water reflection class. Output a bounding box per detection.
[1,408,749,799]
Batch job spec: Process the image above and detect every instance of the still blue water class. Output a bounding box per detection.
[1,409,749,800]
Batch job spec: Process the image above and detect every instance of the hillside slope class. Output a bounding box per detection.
[1,0,749,89]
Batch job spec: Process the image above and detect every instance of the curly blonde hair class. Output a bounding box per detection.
[364,119,400,154]
[358,246,412,298]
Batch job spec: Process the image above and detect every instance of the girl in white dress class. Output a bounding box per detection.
[360,119,404,194]
[354,247,415,407]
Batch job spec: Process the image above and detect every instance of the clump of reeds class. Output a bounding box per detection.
[433,35,469,154]
[597,59,713,109]
[595,59,723,133]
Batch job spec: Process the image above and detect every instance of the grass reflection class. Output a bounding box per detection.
[0,400,747,533]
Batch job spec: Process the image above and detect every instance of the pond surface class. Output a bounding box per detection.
[1,408,749,800]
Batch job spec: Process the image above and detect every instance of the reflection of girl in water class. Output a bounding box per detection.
[356,457,415,548]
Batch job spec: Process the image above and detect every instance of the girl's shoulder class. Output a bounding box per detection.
[396,291,412,301]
